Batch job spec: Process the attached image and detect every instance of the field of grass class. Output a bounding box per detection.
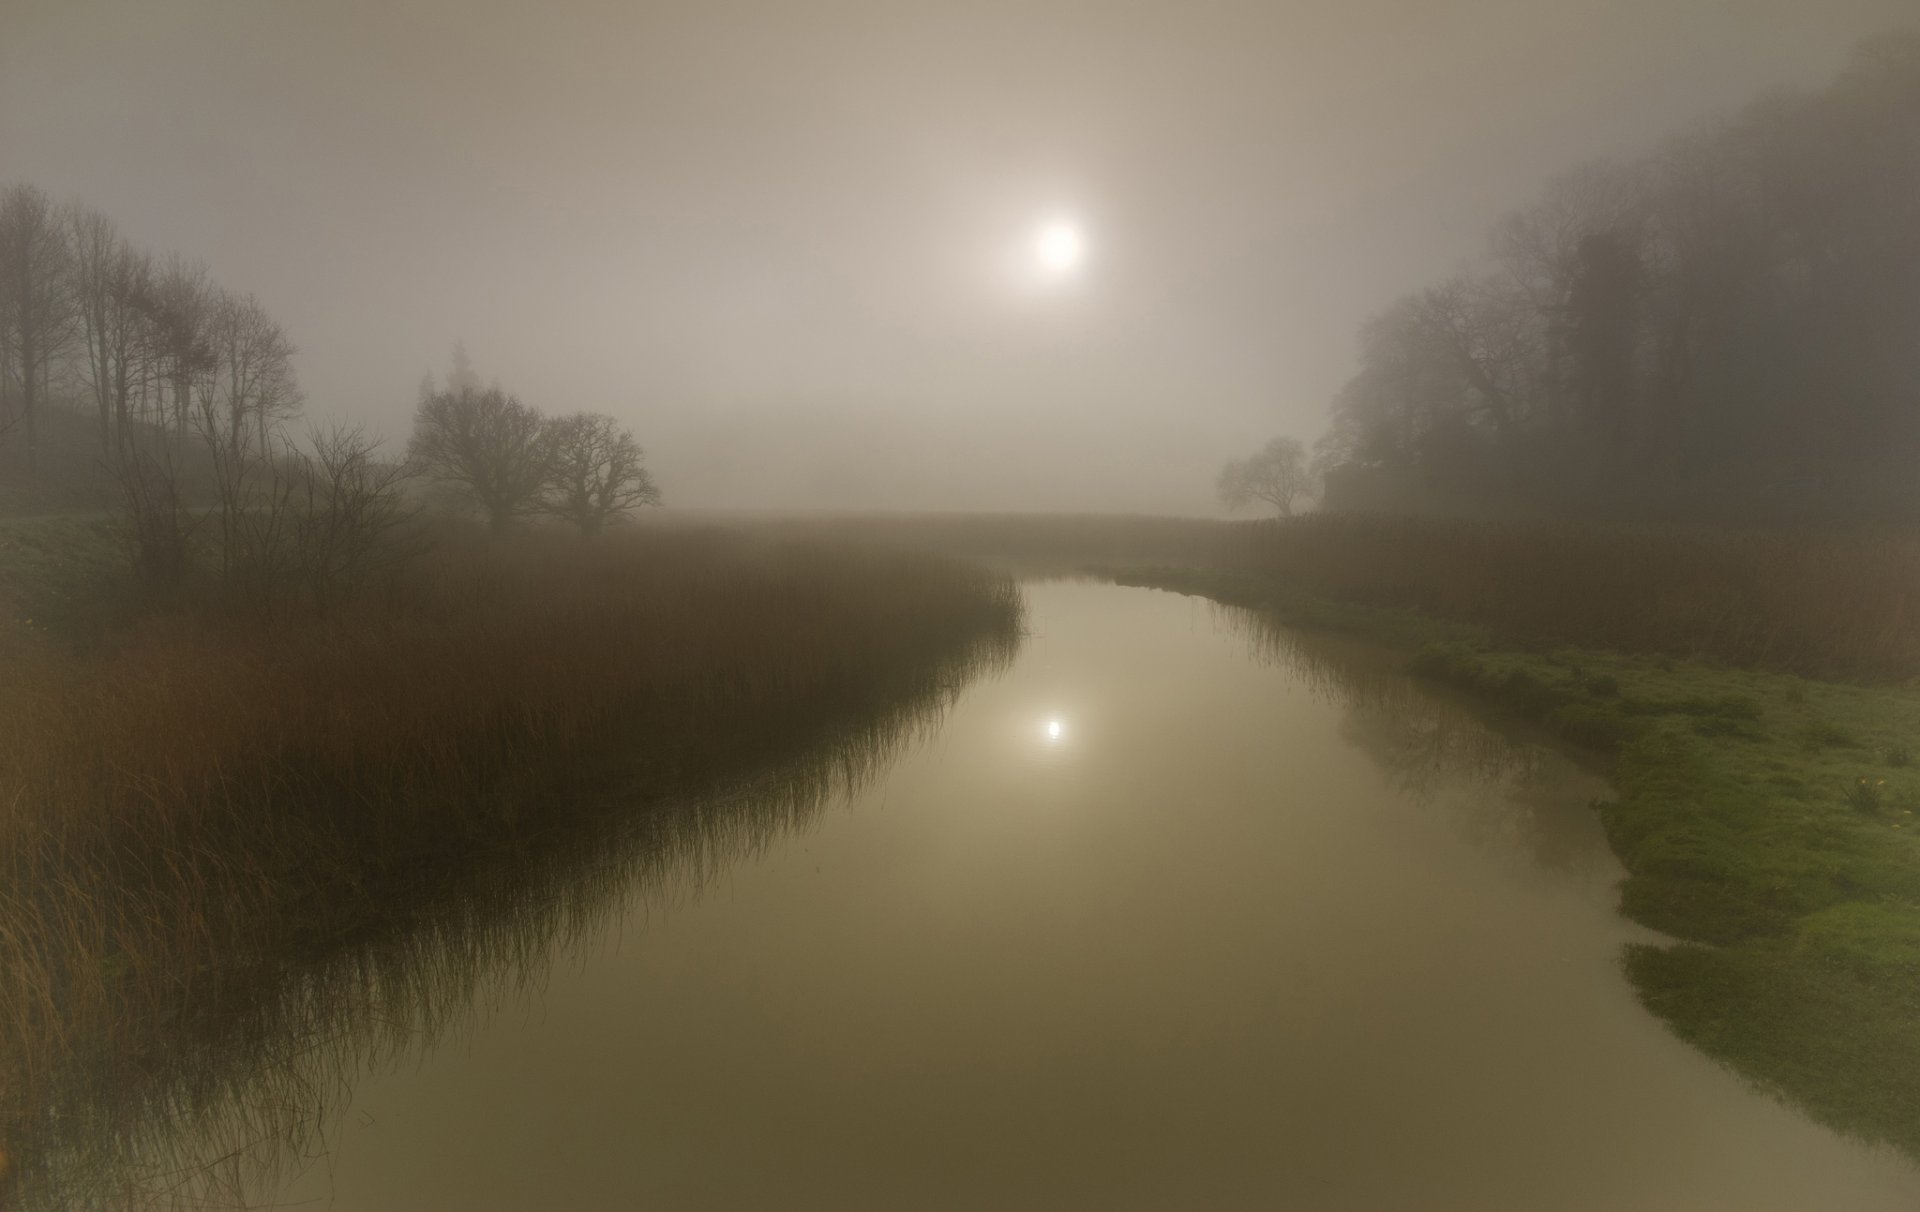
[0,520,1021,1208]
[1118,562,1920,1160]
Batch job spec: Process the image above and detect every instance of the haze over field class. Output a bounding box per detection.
[3,0,1912,511]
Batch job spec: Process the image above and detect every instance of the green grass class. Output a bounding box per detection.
[1119,564,1920,1159]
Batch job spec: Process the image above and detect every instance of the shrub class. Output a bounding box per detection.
[1847,777,1888,815]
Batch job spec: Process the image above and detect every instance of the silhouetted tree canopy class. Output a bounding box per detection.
[409,386,551,533]
[0,184,78,469]
[1218,436,1314,517]
[1317,30,1920,524]
[539,411,661,534]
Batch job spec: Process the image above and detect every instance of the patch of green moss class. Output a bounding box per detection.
[1627,939,1920,1157]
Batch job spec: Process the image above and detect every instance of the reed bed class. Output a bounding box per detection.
[1213,515,1920,682]
[0,526,1021,1208]
[771,512,1920,681]
[746,511,1230,577]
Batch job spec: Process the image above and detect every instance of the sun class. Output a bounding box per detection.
[1034,220,1086,275]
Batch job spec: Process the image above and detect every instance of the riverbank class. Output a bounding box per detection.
[0,520,1021,1207]
[12,506,1919,1184]
[1113,563,1920,1160]
[779,512,1920,680]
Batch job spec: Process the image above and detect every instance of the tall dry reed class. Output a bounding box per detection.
[1216,515,1920,681]
[0,526,1020,1208]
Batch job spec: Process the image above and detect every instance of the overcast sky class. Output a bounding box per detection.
[4,0,1911,512]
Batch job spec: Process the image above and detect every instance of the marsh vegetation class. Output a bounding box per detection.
[61,581,1912,1211]
[0,524,1019,1207]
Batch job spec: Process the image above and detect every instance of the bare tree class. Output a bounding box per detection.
[169,286,303,611]
[68,204,154,452]
[0,184,78,469]
[291,425,421,613]
[146,256,217,440]
[408,386,552,534]
[202,289,301,462]
[190,368,288,606]
[1218,436,1315,518]
[539,412,661,534]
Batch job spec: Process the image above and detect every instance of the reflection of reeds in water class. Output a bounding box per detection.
[0,530,1021,1210]
[1211,601,1612,875]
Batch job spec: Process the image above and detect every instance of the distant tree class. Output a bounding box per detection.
[201,289,300,461]
[1312,32,1920,520]
[1218,436,1315,517]
[0,184,78,469]
[408,385,551,534]
[539,412,662,534]
[447,339,481,393]
[1408,274,1534,439]
[1562,230,1642,454]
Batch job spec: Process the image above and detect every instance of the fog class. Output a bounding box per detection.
[3,0,1910,512]
[11,8,1920,1205]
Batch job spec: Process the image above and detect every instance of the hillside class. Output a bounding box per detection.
[0,403,218,518]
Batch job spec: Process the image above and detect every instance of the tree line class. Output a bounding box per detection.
[0,183,300,468]
[1313,30,1920,523]
[409,365,662,537]
[0,182,661,618]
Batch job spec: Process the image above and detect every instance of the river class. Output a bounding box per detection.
[208,582,1920,1208]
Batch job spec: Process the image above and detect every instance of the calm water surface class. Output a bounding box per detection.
[270,582,1918,1210]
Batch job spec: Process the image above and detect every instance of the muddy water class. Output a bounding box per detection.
[266,581,1917,1210]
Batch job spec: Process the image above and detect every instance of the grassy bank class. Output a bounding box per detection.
[0,523,1021,1207]
[1118,563,1920,1160]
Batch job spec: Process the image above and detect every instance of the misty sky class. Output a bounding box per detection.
[4,0,1911,513]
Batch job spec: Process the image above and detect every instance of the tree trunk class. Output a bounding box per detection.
[19,328,37,473]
